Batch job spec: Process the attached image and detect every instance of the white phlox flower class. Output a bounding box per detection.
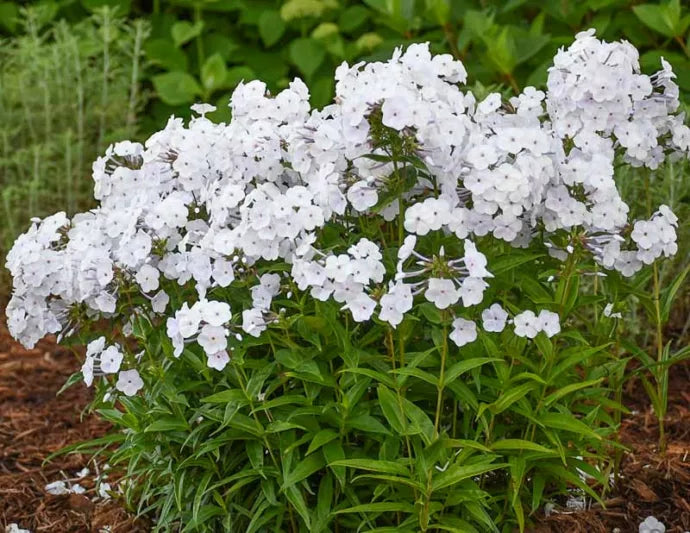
[4,34,686,396]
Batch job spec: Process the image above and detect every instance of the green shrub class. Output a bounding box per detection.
[9,31,683,531]
[141,0,690,125]
[5,2,688,122]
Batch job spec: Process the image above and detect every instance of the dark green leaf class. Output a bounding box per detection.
[201,53,227,91]
[258,10,286,47]
[152,71,201,106]
[289,38,326,78]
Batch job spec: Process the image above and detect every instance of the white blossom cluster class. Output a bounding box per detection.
[292,238,385,322]
[5,31,686,393]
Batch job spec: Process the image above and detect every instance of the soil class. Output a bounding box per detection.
[0,321,688,533]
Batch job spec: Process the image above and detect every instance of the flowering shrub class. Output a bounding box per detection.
[6,30,689,531]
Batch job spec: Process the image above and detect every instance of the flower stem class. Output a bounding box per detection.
[433,319,449,438]
[644,171,667,452]
[652,261,666,452]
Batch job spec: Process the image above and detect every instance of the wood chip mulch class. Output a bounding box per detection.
[0,323,146,533]
[0,319,688,533]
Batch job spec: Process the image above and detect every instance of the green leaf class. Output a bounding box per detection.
[258,10,286,47]
[443,358,502,387]
[96,408,125,425]
[377,385,406,433]
[491,253,544,274]
[484,382,537,416]
[335,502,415,514]
[513,492,525,533]
[56,371,84,396]
[310,75,335,108]
[531,471,546,512]
[323,441,346,487]
[285,485,311,529]
[192,470,213,523]
[486,26,517,75]
[266,421,306,433]
[402,398,435,444]
[343,367,396,388]
[289,38,326,78]
[307,429,339,455]
[632,2,680,38]
[152,71,202,106]
[417,302,442,324]
[490,439,556,455]
[282,453,326,489]
[392,366,438,386]
[339,5,370,33]
[661,263,690,322]
[145,417,189,432]
[550,344,611,381]
[445,439,492,453]
[541,412,602,441]
[201,389,245,403]
[427,0,451,24]
[352,474,425,491]
[316,473,334,526]
[246,440,264,470]
[201,53,227,91]
[328,459,409,476]
[347,414,392,434]
[145,38,189,71]
[432,462,507,491]
[542,378,604,407]
[225,66,257,88]
[171,20,205,47]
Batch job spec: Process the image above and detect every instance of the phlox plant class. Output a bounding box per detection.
[5,30,690,532]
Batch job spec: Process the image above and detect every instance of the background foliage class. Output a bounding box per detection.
[0,6,147,287]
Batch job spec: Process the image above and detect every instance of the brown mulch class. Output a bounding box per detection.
[0,323,146,533]
[0,320,688,533]
[536,360,690,533]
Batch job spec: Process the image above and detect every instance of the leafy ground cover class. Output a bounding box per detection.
[0,323,687,532]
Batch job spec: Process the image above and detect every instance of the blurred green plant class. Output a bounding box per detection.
[0,7,148,291]
[139,0,690,125]
[5,1,688,125]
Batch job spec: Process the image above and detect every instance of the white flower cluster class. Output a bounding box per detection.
[292,238,385,322]
[5,31,686,393]
[81,336,145,395]
[448,304,559,348]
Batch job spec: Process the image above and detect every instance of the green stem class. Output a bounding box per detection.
[651,262,666,452]
[612,324,624,481]
[386,328,416,498]
[644,172,667,452]
[675,35,690,58]
[433,319,449,438]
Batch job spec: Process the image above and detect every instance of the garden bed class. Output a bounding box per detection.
[0,319,687,533]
